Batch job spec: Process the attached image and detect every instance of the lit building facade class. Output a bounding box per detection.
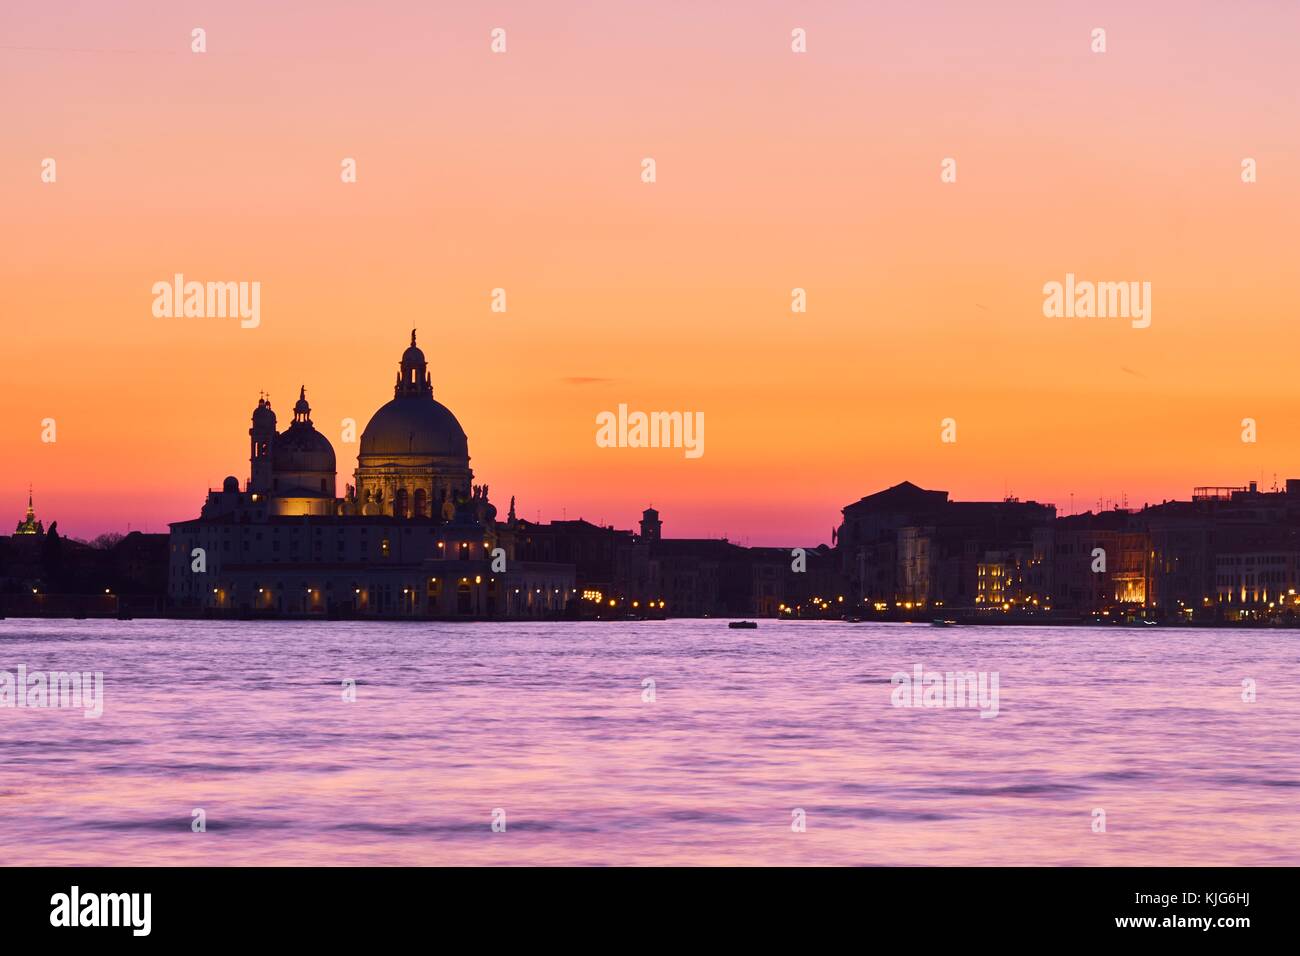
[353,330,474,519]
[837,482,1055,612]
[167,333,574,618]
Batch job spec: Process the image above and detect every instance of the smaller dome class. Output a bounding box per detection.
[276,424,336,473]
[222,476,239,493]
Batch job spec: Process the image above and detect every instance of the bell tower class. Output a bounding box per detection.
[249,394,277,493]
[640,507,662,543]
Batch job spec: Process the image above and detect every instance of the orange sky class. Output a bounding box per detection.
[3,1,1299,543]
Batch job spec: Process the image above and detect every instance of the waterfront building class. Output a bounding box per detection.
[167,334,574,618]
[836,482,1054,612]
[1147,481,1300,619]
[835,478,1300,622]
[1052,510,1150,612]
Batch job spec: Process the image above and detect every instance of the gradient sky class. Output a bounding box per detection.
[3,1,1299,543]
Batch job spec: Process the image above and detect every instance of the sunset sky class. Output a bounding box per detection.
[3,1,1299,544]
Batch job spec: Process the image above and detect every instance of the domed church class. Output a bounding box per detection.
[169,330,575,619]
[354,330,473,518]
[232,331,473,519]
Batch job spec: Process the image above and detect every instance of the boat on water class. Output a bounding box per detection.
[728,621,758,629]
[931,618,958,627]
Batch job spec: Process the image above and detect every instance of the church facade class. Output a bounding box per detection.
[167,333,574,618]
[354,332,474,519]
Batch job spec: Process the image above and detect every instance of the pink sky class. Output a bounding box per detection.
[3,1,1299,543]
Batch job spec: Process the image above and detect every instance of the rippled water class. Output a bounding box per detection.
[1,618,1296,865]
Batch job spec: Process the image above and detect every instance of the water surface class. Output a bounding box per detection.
[1,619,1296,865]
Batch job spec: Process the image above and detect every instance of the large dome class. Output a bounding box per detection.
[360,396,468,458]
[352,333,473,518]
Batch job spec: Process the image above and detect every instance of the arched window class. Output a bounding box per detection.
[394,488,409,518]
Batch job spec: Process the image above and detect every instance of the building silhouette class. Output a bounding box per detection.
[833,478,1300,623]
[164,334,573,618]
[8,351,1300,623]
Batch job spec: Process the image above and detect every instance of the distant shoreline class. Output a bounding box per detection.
[1,612,1296,629]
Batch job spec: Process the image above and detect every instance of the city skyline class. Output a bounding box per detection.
[7,386,1297,547]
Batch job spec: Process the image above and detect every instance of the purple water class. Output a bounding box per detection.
[1,619,1296,865]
